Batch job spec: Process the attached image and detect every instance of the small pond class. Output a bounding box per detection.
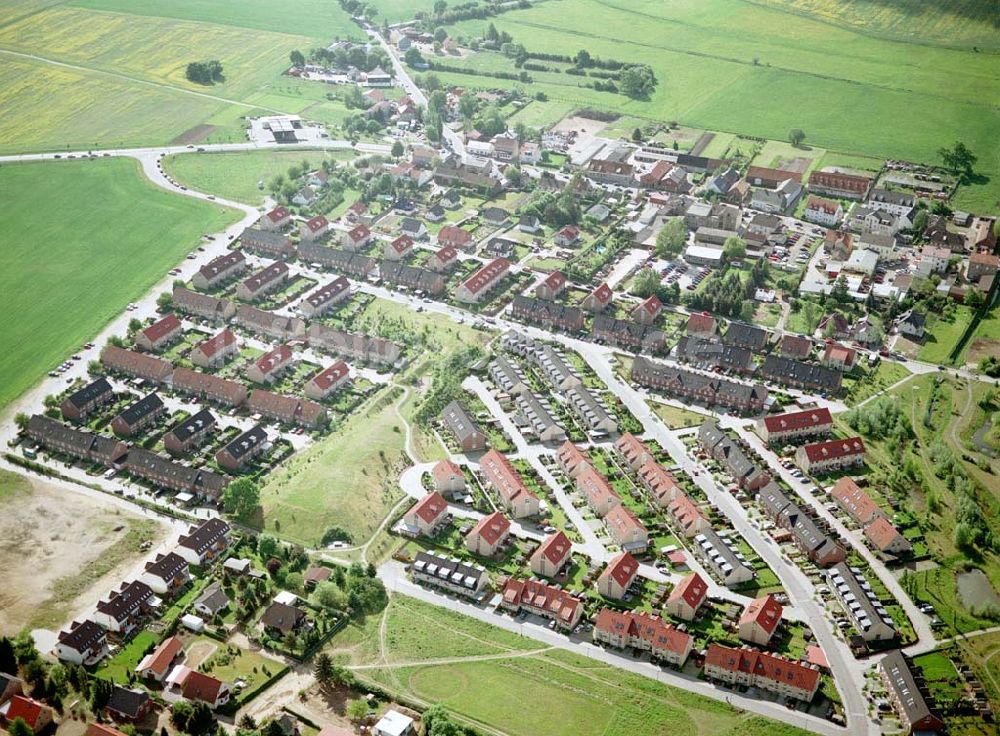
[957,568,1000,610]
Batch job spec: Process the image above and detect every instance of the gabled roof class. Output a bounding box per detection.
[460,257,510,295]
[181,670,227,703]
[253,344,293,375]
[145,552,188,581]
[218,425,268,462]
[265,205,290,223]
[587,282,613,305]
[468,511,510,546]
[310,360,350,391]
[598,551,639,590]
[5,696,52,729]
[304,277,350,308]
[830,476,881,525]
[532,531,572,568]
[140,314,182,345]
[410,491,448,525]
[594,608,691,655]
[241,262,288,294]
[801,437,865,463]
[195,329,237,359]
[705,645,820,693]
[431,458,463,482]
[115,393,164,428]
[864,516,908,552]
[179,518,230,555]
[136,635,183,676]
[740,594,783,635]
[306,215,330,233]
[58,619,105,652]
[480,449,539,508]
[667,572,707,609]
[686,312,717,334]
[762,407,833,434]
[347,225,372,242]
[106,686,150,718]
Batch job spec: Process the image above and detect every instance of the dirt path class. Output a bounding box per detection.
[348,646,555,671]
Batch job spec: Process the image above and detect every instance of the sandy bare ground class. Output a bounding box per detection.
[966,337,1000,365]
[0,475,169,636]
[551,115,607,136]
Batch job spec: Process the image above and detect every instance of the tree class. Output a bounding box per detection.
[222,478,260,521]
[403,47,424,67]
[722,236,746,261]
[13,413,29,432]
[434,27,448,43]
[314,653,335,686]
[788,128,805,147]
[631,127,643,143]
[619,64,655,99]
[574,49,592,67]
[965,286,985,309]
[912,208,929,233]
[631,267,660,298]
[185,60,224,85]
[258,534,280,559]
[91,677,114,710]
[7,718,33,736]
[346,699,369,722]
[289,50,305,68]
[830,275,850,303]
[504,165,522,187]
[0,637,15,674]
[433,0,448,14]
[938,141,977,182]
[390,140,404,158]
[655,218,686,257]
[458,92,478,131]
[422,72,441,92]
[128,317,143,333]
[312,581,346,610]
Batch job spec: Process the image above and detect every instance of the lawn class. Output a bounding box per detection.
[195,637,278,689]
[649,401,709,429]
[842,360,911,404]
[97,631,159,682]
[0,158,241,410]
[341,595,815,736]
[918,305,976,364]
[447,0,1000,211]
[163,149,356,204]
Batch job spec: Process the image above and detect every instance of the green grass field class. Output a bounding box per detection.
[747,0,1000,49]
[448,0,1000,212]
[0,158,241,409]
[918,306,976,364]
[70,0,363,39]
[260,390,409,547]
[0,6,316,101]
[337,595,814,736]
[163,149,356,205]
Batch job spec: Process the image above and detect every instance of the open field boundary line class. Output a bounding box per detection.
[0,47,289,113]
